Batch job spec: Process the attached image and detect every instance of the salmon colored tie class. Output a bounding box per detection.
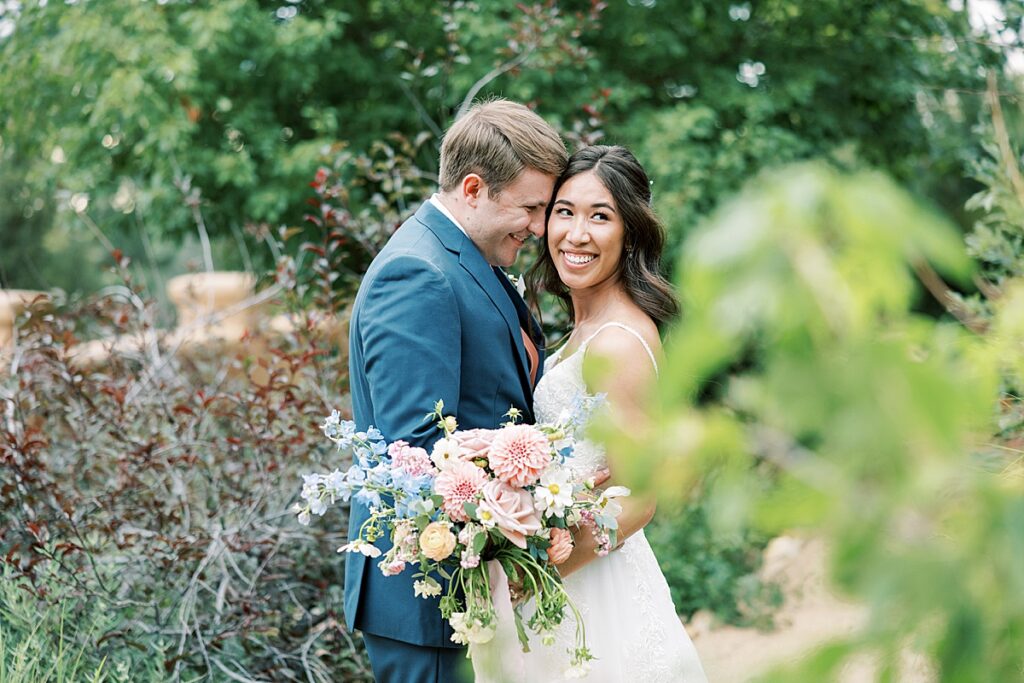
[520,327,538,387]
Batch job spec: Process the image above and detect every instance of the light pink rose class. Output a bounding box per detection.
[452,428,499,464]
[480,480,542,549]
[547,527,574,565]
[434,460,488,521]
[488,424,550,488]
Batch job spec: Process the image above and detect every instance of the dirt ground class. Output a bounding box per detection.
[687,536,934,683]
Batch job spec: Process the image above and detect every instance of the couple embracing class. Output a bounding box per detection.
[345,99,709,683]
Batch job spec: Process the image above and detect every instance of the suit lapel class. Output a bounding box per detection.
[459,252,533,397]
[416,202,535,397]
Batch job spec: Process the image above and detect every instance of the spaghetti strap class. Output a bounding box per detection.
[579,322,659,376]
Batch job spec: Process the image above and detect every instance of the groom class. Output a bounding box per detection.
[345,99,567,682]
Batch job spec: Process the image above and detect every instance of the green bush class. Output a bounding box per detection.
[601,163,1024,681]
[0,564,161,683]
[646,484,781,627]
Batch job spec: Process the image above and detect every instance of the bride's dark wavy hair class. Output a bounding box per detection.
[527,145,680,329]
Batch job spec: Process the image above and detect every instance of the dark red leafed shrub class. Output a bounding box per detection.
[0,257,370,682]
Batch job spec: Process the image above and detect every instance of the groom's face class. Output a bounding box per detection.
[463,168,555,267]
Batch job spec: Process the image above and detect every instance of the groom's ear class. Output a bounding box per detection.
[462,174,485,207]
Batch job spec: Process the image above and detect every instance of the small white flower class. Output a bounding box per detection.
[449,625,469,645]
[564,661,591,679]
[413,577,442,598]
[430,437,464,470]
[458,525,483,568]
[337,539,382,558]
[296,509,311,526]
[300,473,322,500]
[323,469,346,497]
[507,271,527,298]
[449,612,496,644]
[475,502,498,528]
[408,497,436,517]
[309,496,328,516]
[534,467,574,518]
[597,485,631,519]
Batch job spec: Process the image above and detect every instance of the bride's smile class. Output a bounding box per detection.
[561,250,597,266]
[548,169,625,292]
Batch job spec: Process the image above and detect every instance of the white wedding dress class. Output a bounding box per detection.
[472,322,709,682]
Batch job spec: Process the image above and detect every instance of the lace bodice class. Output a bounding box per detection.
[533,322,658,481]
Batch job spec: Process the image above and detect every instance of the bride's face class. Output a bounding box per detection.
[547,170,625,293]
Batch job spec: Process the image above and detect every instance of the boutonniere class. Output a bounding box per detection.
[506,272,527,298]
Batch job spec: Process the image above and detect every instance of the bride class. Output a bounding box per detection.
[473,145,709,682]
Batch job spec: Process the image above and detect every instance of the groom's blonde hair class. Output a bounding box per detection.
[439,99,566,197]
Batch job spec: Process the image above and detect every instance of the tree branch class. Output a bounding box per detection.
[987,70,1024,210]
[397,79,443,139]
[913,259,988,333]
[456,45,536,119]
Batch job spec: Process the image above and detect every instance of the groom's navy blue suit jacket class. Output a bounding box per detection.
[345,201,545,647]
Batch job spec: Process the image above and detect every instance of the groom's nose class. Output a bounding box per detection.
[527,212,546,238]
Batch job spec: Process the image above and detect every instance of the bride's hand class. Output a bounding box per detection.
[586,468,611,489]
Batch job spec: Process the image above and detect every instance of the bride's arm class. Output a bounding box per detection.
[556,493,656,578]
[556,327,661,579]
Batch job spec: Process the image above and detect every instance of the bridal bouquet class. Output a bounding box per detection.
[294,400,627,671]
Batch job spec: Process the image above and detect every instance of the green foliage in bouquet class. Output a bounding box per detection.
[599,162,1024,680]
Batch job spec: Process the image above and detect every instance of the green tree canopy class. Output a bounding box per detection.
[0,0,1014,295]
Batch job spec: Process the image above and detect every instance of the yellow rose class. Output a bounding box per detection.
[419,522,457,561]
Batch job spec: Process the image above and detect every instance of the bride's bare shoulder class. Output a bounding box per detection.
[581,316,660,407]
[590,312,660,352]
[584,314,660,372]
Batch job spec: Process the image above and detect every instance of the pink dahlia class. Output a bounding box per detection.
[488,424,550,488]
[434,459,488,522]
[388,440,434,477]
[453,428,499,464]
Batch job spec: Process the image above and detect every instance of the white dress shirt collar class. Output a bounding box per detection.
[429,194,468,237]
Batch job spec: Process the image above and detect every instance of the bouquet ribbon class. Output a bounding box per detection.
[472,560,527,681]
